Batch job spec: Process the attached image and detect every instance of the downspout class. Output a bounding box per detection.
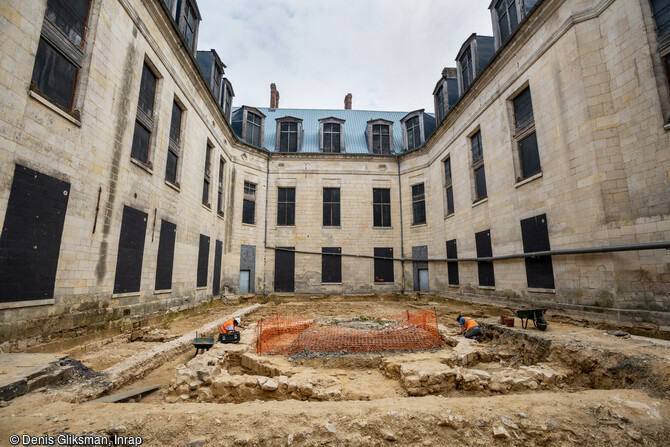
[262,157,270,300]
[397,161,406,294]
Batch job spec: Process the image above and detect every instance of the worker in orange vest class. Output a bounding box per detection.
[457,315,482,340]
[218,317,245,334]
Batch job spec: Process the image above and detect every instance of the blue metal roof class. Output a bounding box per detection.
[232,107,435,154]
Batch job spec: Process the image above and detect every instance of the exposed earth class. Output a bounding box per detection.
[0,296,668,446]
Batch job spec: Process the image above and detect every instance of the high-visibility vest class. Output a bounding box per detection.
[219,318,235,334]
[462,317,479,331]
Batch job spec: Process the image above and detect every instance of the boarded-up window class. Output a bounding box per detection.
[475,229,495,287]
[277,187,295,226]
[155,219,176,291]
[374,247,394,283]
[373,188,391,227]
[274,247,294,292]
[213,240,222,295]
[323,188,340,226]
[412,183,426,225]
[446,239,459,285]
[0,165,70,303]
[322,247,342,283]
[242,182,256,224]
[114,206,148,294]
[197,234,210,287]
[520,214,555,289]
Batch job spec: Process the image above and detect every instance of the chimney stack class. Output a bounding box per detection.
[442,67,457,78]
[344,93,352,110]
[270,83,280,109]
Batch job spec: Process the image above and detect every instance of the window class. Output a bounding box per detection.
[279,122,299,152]
[323,123,341,153]
[166,100,183,185]
[180,0,198,52]
[446,239,459,285]
[114,206,148,294]
[202,143,212,207]
[520,214,555,289]
[373,188,391,227]
[242,182,256,224]
[155,219,176,291]
[651,0,670,37]
[131,63,157,165]
[223,83,233,121]
[277,187,295,226]
[475,229,495,287]
[372,124,391,154]
[196,234,209,288]
[412,183,426,225]
[323,188,340,226]
[31,0,91,113]
[217,158,225,215]
[496,0,519,44]
[322,247,342,283]
[471,130,487,201]
[460,46,473,92]
[374,248,394,283]
[405,116,421,150]
[246,112,262,146]
[444,158,454,215]
[435,85,445,123]
[513,87,541,180]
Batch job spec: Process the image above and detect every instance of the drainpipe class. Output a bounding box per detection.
[397,161,406,294]
[262,157,270,300]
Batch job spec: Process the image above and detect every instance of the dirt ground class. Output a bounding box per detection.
[0,296,668,446]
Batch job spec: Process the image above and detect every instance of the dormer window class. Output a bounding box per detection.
[276,117,303,152]
[495,0,518,44]
[234,107,265,147]
[246,112,262,146]
[319,118,345,153]
[435,85,445,123]
[177,0,200,53]
[222,79,234,122]
[367,119,393,154]
[400,111,427,151]
[459,46,473,92]
[456,35,494,96]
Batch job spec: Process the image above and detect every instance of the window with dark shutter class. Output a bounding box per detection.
[277,187,295,226]
[444,158,454,215]
[475,229,495,287]
[412,183,426,225]
[373,188,391,227]
[322,247,342,283]
[323,188,340,226]
[374,248,394,283]
[520,214,555,289]
[242,182,256,224]
[196,234,209,287]
[513,87,541,180]
[446,239,459,285]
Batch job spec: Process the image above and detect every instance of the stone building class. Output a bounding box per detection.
[0,0,668,345]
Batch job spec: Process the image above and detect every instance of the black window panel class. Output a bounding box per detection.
[436,85,445,122]
[165,150,177,184]
[323,188,340,226]
[279,122,298,152]
[324,123,341,153]
[113,206,147,294]
[520,214,555,289]
[277,187,295,226]
[212,240,222,295]
[155,219,176,291]
[460,47,473,91]
[446,239,459,285]
[46,0,90,47]
[242,199,255,224]
[406,116,421,150]
[446,186,454,215]
[196,234,209,287]
[471,130,483,162]
[475,166,487,200]
[274,247,295,292]
[475,229,495,287]
[374,247,394,283]
[372,124,390,154]
[373,188,391,227]
[412,183,426,224]
[31,39,78,111]
[202,178,210,205]
[322,247,342,283]
[131,120,151,163]
[138,64,156,117]
[0,165,70,303]
[169,101,182,143]
[652,0,670,36]
[217,159,225,214]
[519,132,541,178]
[514,87,534,128]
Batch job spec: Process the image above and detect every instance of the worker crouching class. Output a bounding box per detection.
[218,317,245,343]
[457,315,483,342]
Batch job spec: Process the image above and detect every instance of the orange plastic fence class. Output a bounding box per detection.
[255,310,443,355]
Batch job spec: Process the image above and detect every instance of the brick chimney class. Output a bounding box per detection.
[442,67,457,78]
[270,83,280,108]
[344,93,352,110]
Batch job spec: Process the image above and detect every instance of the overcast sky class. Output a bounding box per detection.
[197,0,494,112]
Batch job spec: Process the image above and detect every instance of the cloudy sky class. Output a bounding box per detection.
[197,0,494,112]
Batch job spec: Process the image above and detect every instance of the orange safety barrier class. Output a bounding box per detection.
[255,310,443,355]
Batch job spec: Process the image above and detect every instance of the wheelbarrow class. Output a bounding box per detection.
[192,331,215,356]
[506,308,548,331]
